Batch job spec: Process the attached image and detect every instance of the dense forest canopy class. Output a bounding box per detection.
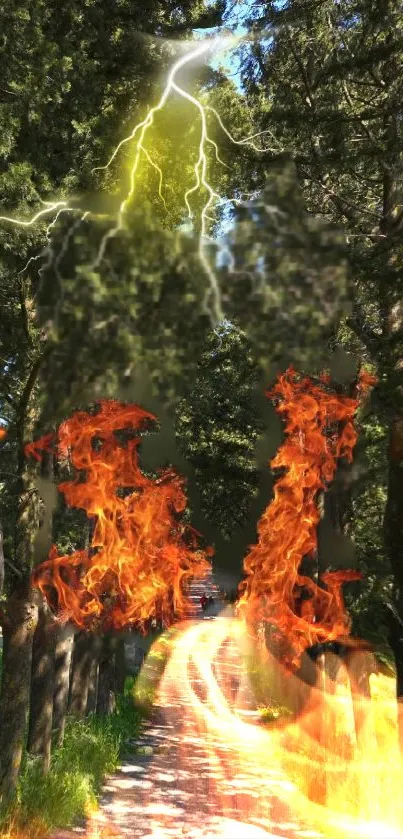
[0,0,402,819]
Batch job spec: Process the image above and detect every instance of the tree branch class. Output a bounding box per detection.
[16,353,46,428]
[345,302,381,357]
[18,279,32,347]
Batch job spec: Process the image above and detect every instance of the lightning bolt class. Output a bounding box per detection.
[1,34,283,326]
[0,200,69,228]
[91,35,283,324]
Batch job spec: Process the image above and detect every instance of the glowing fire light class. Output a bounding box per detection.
[37,368,401,839]
[238,366,377,665]
[151,616,403,839]
[27,400,212,631]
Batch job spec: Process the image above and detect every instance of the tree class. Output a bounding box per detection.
[176,322,265,540]
[0,0,357,799]
[0,0,225,803]
[236,0,403,690]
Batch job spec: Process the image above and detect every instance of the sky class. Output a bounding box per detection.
[193,0,257,91]
[194,0,286,90]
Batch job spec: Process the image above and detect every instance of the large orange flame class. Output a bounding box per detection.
[28,400,211,631]
[238,367,376,664]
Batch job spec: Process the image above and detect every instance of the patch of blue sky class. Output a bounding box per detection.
[191,2,287,279]
[193,3,253,91]
[193,1,285,92]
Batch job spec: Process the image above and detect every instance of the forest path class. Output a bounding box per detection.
[53,609,325,839]
[83,702,324,839]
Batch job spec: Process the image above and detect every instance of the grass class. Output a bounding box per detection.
[257,704,294,724]
[131,628,175,715]
[0,625,173,839]
[1,695,142,839]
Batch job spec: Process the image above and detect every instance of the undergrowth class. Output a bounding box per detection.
[131,629,174,714]
[1,695,142,839]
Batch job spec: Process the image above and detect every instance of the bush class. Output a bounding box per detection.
[5,696,142,835]
[132,630,174,715]
[16,759,95,831]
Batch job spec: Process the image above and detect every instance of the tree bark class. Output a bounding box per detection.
[0,428,41,804]
[384,416,403,747]
[53,623,75,747]
[96,635,117,715]
[86,635,102,714]
[0,588,39,805]
[0,521,5,597]
[114,636,126,694]
[68,631,94,717]
[27,599,55,772]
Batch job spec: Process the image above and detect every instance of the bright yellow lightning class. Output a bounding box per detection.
[0,34,283,326]
[91,35,283,324]
[0,200,69,228]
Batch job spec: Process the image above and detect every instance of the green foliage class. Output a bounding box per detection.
[344,411,392,648]
[235,0,403,655]
[0,0,226,587]
[16,760,95,832]
[132,630,174,714]
[176,322,265,539]
[34,207,213,427]
[12,697,142,832]
[257,704,293,725]
[123,675,136,696]
[221,163,350,377]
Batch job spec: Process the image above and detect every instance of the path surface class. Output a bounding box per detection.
[90,705,323,839]
[53,583,325,839]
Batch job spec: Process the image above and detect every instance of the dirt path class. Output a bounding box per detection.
[53,612,325,839]
[82,705,322,839]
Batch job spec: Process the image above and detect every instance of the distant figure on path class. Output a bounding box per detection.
[200,593,208,612]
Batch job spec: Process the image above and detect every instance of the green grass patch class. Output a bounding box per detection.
[6,695,142,836]
[131,629,175,715]
[257,704,294,725]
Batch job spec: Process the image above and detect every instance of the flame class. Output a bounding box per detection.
[143,616,403,838]
[33,367,399,839]
[238,367,377,665]
[24,432,54,462]
[28,400,211,631]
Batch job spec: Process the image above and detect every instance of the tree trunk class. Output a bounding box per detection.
[53,623,75,747]
[27,447,58,765]
[384,416,403,747]
[316,382,357,581]
[0,521,5,597]
[27,600,55,772]
[68,631,94,717]
[86,635,103,714]
[114,636,126,694]
[345,648,376,751]
[0,588,39,805]
[0,432,41,803]
[96,635,117,715]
